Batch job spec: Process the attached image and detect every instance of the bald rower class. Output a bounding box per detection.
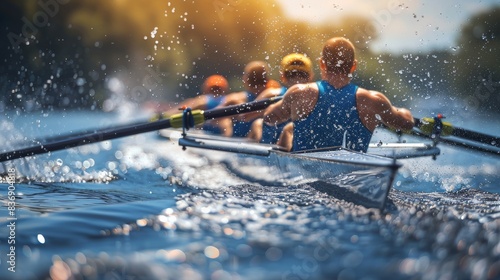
[263,37,414,152]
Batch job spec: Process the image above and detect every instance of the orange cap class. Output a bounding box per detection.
[266,79,281,89]
[202,75,229,95]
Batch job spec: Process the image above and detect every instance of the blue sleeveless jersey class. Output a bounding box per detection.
[232,91,257,137]
[205,94,224,110]
[201,94,225,134]
[261,87,288,144]
[292,81,372,152]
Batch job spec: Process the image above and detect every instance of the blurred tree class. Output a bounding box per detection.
[1,0,408,111]
[455,6,500,111]
[1,0,32,110]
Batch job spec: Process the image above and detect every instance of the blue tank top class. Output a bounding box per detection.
[201,94,225,134]
[261,87,288,144]
[205,94,224,110]
[232,91,257,137]
[292,81,372,152]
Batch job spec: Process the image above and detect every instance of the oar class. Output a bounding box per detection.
[409,128,500,156]
[410,116,500,156]
[0,96,283,162]
[28,125,132,144]
[414,116,500,148]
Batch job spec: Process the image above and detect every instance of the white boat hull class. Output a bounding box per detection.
[178,135,400,210]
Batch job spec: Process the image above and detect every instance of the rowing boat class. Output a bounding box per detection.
[162,130,440,210]
[4,95,493,211]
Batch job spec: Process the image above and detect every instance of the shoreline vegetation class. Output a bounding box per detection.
[1,1,499,113]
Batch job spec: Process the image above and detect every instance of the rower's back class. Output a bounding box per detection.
[292,81,372,152]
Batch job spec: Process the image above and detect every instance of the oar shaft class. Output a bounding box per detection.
[203,96,282,120]
[0,119,173,162]
[452,127,500,148]
[0,96,283,162]
[414,117,500,148]
[410,129,500,156]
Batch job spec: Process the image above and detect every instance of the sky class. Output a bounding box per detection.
[275,0,499,53]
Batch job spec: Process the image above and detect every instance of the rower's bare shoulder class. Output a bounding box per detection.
[285,82,318,101]
[356,88,391,106]
[356,88,385,99]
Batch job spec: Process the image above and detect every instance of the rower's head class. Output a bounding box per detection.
[280,53,313,86]
[202,75,229,96]
[242,61,269,93]
[320,37,357,79]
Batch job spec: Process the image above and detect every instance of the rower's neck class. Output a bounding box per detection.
[285,77,310,87]
[323,74,351,89]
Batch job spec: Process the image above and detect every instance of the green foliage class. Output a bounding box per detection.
[1,1,498,112]
[454,6,500,111]
[1,0,382,111]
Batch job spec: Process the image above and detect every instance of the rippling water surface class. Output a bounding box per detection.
[0,110,499,280]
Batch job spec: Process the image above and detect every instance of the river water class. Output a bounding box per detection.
[0,106,499,280]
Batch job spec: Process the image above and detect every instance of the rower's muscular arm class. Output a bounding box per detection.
[239,88,281,121]
[217,91,249,122]
[263,87,296,125]
[263,100,289,125]
[213,92,245,136]
[164,95,208,116]
[263,83,317,125]
[356,89,414,132]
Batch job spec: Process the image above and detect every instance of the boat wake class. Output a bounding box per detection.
[28,183,499,280]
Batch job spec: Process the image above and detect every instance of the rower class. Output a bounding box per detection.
[216,61,270,137]
[247,53,314,144]
[152,75,229,134]
[197,75,231,134]
[163,74,229,115]
[263,37,414,152]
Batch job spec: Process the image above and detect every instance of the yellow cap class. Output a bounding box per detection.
[280,53,312,74]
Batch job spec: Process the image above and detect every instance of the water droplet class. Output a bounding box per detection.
[37,234,46,244]
[265,247,282,261]
[204,246,219,259]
